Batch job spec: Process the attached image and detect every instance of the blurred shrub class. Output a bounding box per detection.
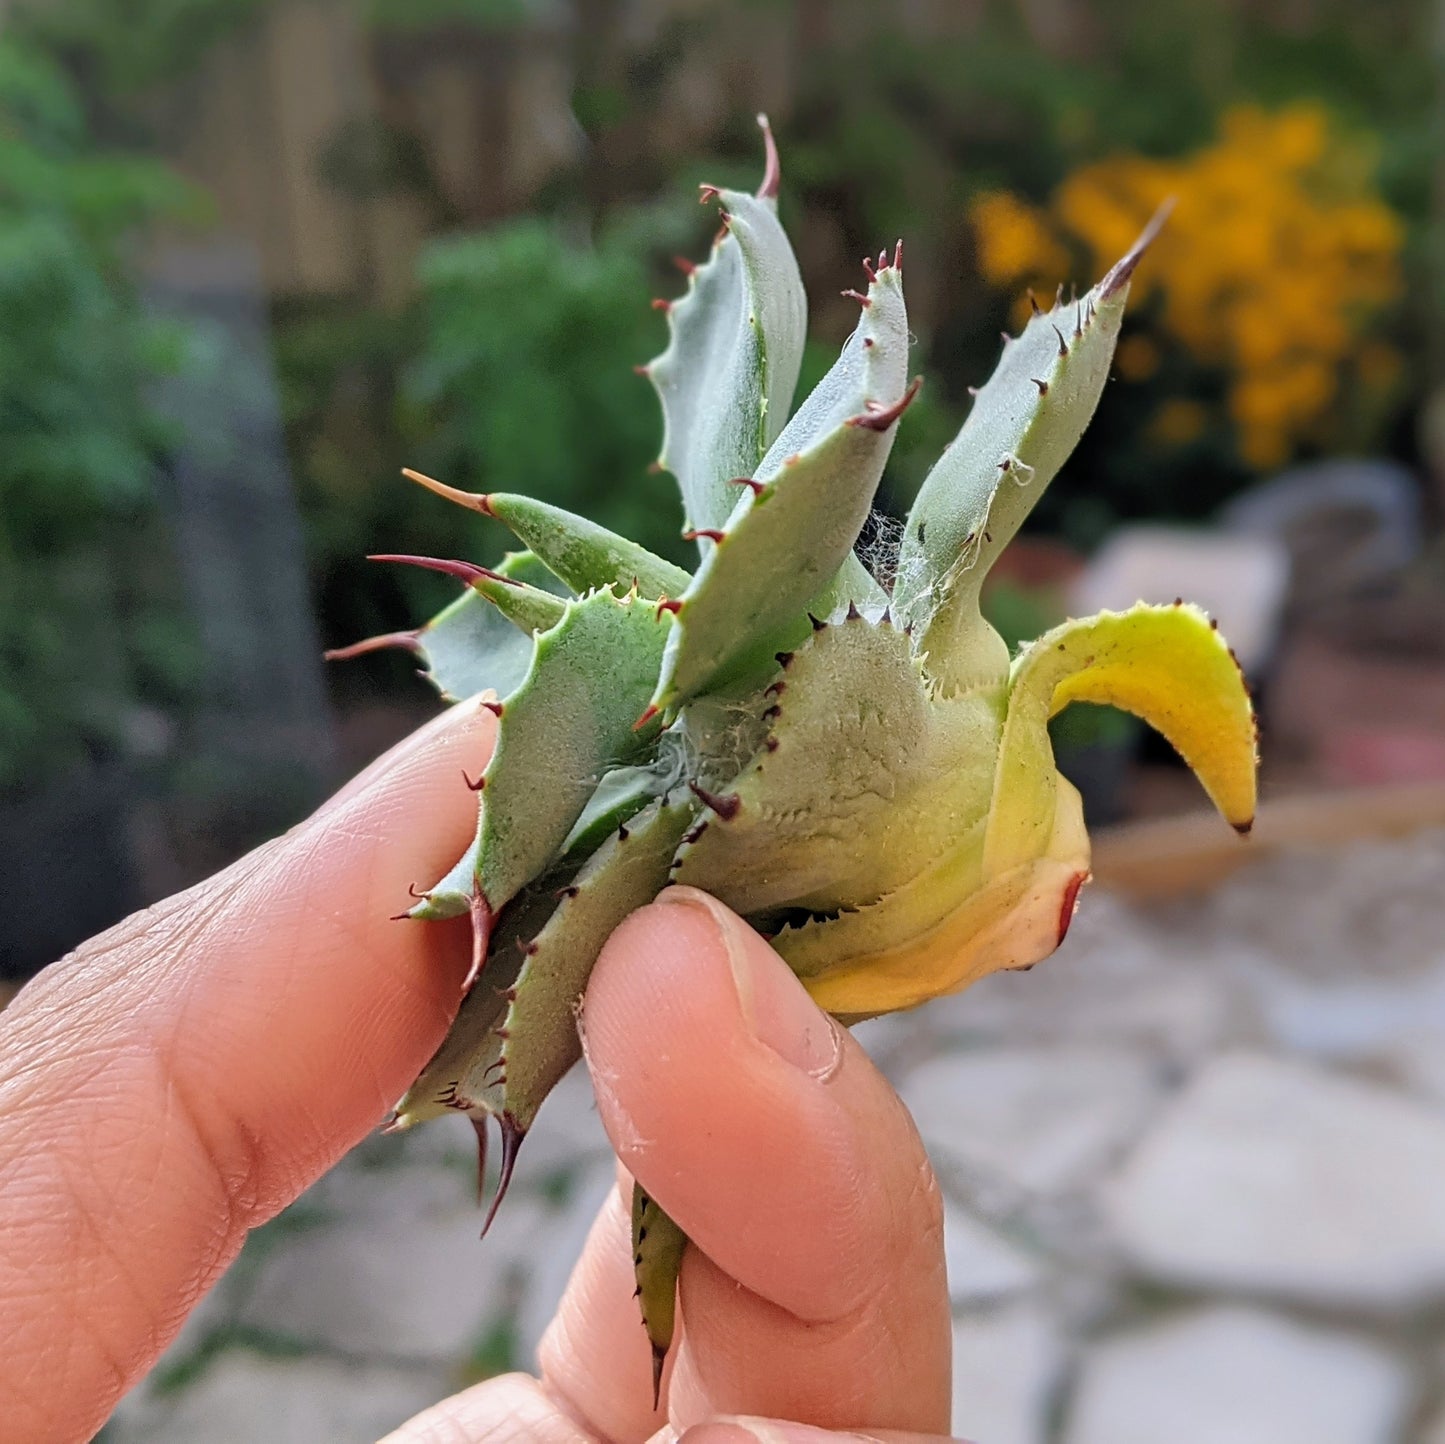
[970,104,1406,473]
[283,206,705,654]
[0,37,203,794]
[365,0,533,31]
[404,213,682,562]
[10,0,271,95]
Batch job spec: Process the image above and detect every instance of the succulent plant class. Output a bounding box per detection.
[331,119,1257,1396]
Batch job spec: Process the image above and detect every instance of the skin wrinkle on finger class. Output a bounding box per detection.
[0,704,493,1441]
[667,1246,947,1434]
[528,896,951,1439]
[538,1184,673,1443]
[382,1371,604,1444]
[667,1423,956,1444]
[585,901,912,1326]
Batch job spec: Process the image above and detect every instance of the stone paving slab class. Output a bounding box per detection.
[110,1354,449,1443]
[943,1199,1044,1306]
[1103,1051,1445,1312]
[950,1298,1066,1444]
[900,1046,1163,1202]
[1062,1305,1413,1444]
[103,831,1445,1442]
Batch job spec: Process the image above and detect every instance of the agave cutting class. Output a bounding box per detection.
[333,118,1257,1395]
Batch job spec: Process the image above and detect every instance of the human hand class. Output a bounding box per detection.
[0,697,956,1443]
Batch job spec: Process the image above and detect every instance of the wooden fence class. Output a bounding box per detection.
[130,0,1008,302]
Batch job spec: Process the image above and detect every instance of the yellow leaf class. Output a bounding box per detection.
[785,775,1090,1019]
[986,603,1257,878]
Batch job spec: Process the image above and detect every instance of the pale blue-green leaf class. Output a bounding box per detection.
[483,492,691,599]
[497,795,695,1130]
[648,264,913,710]
[894,213,1164,690]
[474,589,671,912]
[674,612,1002,918]
[389,881,553,1128]
[647,189,807,536]
[418,550,569,703]
[560,762,675,857]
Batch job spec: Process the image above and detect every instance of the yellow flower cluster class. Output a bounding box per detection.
[970,104,1404,469]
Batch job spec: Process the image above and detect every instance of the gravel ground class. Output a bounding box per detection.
[108,830,1445,1444]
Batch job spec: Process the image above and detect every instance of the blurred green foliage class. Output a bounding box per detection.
[278,0,1434,651]
[365,0,533,32]
[0,35,204,794]
[283,204,706,654]
[10,0,272,96]
[404,214,683,564]
[3,0,1436,778]
[776,0,1430,540]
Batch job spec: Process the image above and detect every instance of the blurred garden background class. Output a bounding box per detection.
[7,1,1445,1440]
[3,0,1442,982]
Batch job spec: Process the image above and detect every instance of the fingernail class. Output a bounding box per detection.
[678,1421,882,1444]
[656,887,839,1078]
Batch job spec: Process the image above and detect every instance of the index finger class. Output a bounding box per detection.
[0,696,494,1443]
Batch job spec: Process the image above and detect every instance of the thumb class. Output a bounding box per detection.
[0,693,494,1443]
[663,1417,964,1442]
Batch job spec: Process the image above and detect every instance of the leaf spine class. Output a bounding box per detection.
[850,376,924,431]
[323,629,422,662]
[481,1117,525,1237]
[464,893,493,992]
[469,1117,490,1204]
[1099,197,1173,298]
[369,554,513,589]
[755,112,781,199]
[688,781,742,820]
[401,467,495,517]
